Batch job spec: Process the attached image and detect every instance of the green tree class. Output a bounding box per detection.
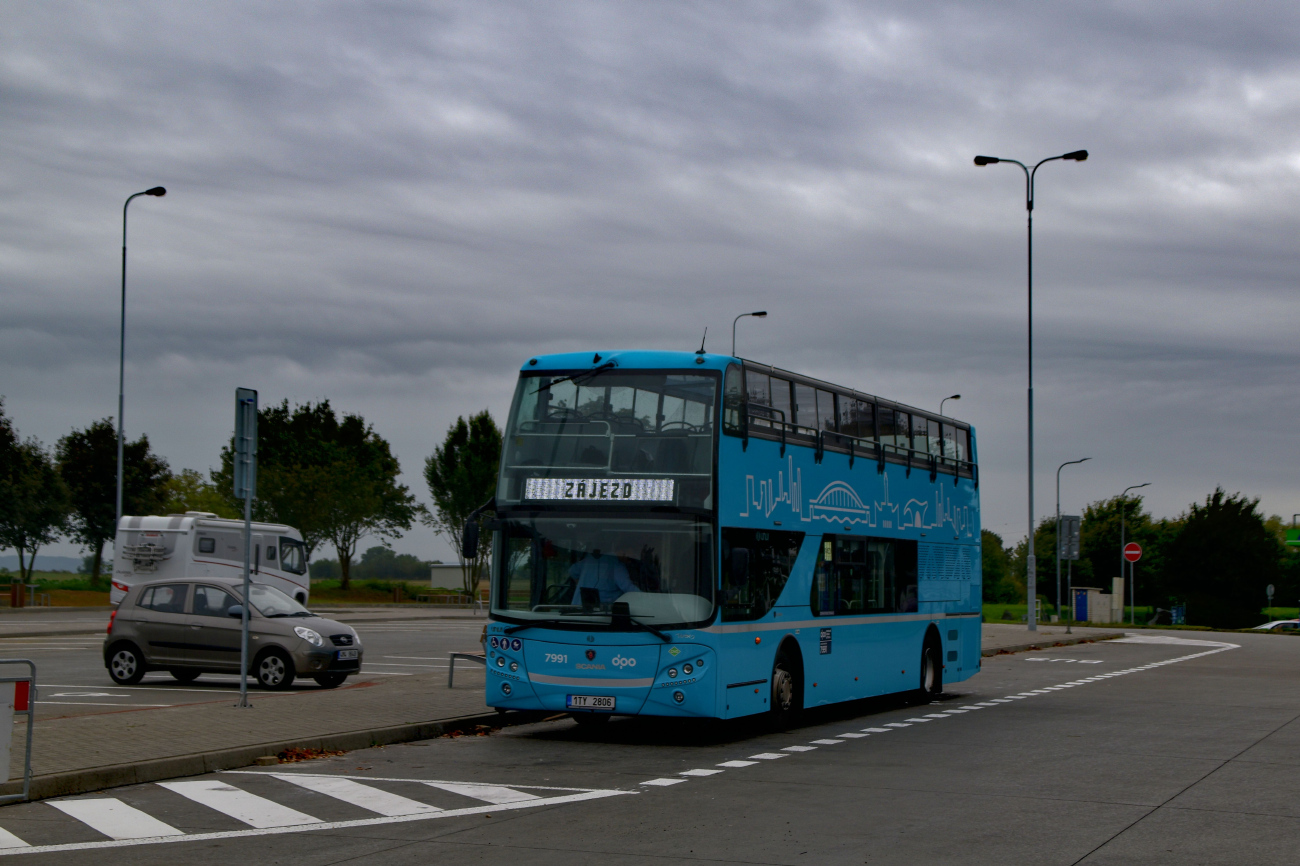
[215,400,421,590]
[1163,488,1281,628]
[424,411,502,598]
[0,413,70,586]
[57,419,171,588]
[980,529,1019,603]
[160,468,238,518]
[354,545,430,581]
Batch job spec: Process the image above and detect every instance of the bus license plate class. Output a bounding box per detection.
[566,695,614,711]
[337,649,359,660]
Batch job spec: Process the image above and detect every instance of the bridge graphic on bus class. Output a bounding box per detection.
[740,456,973,538]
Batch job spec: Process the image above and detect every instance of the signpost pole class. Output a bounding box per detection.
[234,388,257,709]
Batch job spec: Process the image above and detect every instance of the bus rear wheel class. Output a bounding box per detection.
[770,648,802,728]
[919,637,943,698]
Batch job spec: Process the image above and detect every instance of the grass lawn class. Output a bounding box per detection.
[0,571,112,607]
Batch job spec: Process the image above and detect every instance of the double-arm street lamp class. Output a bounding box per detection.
[117,187,167,528]
[1056,457,1091,621]
[731,310,767,357]
[974,150,1087,630]
[1120,482,1150,625]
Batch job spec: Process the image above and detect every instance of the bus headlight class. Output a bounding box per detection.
[667,668,678,679]
[501,682,512,696]
[673,691,685,704]
[682,663,693,675]
[509,662,519,672]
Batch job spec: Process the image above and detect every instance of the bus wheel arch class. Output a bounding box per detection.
[770,636,804,725]
[919,626,944,698]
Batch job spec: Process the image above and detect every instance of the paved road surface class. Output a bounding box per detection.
[0,616,487,719]
[0,630,1293,864]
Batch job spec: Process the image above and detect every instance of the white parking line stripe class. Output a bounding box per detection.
[0,790,629,857]
[48,799,183,840]
[680,769,723,776]
[0,829,27,850]
[809,739,844,745]
[884,723,911,727]
[904,718,932,723]
[923,714,950,719]
[159,781,321,828]
[641,778,686,786]
[959,706,984,710]
[717,760,758,767]
[836,733,868,738]
[271,774,440,816]
[748,753,787,759]
[422,782,538,804]
[782,745,816,752]
[40,702,174,707]
[862,727,892,733]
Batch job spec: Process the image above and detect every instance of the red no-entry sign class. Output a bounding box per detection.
[1123,542,1142,563]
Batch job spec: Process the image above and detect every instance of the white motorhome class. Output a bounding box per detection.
[112,512,310,606]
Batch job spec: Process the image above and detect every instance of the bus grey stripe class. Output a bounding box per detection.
[527,673,654,688]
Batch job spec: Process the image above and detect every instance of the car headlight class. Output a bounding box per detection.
[294,626,324,647]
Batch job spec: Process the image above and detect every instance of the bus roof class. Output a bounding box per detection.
[518,350,970,427]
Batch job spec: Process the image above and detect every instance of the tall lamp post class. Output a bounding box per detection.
[1055,457,1091,620]
[974,150,1087,631]
[117,187,167,529]
[940,394,961,416]
[731,311,767,357]
[1120,482,1150,625]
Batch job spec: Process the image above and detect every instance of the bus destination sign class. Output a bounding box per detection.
[524,478,675,502]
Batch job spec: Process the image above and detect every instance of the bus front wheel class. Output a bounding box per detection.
[919,636,943,698]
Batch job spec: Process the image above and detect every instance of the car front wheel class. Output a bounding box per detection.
[313,673,347,689]
[254,649,296,690]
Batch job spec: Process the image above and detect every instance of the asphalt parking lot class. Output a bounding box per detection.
[0,615,487,719]
[0,629,1293,864]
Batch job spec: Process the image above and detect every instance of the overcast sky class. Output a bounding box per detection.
[3,1,1299,564]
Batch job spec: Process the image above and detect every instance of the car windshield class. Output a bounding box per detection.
[497,370,718,510]
[248,584,311,617]
[494,515,715,628]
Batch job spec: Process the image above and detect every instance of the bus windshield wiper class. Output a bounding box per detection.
[533,361,617,395]
[623,615,670,642]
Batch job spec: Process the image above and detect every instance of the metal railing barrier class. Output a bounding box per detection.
[0,660,36,803]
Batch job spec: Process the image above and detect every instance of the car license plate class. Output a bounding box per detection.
[337,649,359,660]
[566,694,614,711]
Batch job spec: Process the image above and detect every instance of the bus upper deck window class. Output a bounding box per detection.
[724,365,744,434]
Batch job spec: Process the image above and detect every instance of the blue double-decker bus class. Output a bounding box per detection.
[484,350,980,724]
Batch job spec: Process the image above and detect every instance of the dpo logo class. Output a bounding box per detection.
[611,655,636,669]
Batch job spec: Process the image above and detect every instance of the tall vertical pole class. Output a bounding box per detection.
[1025,173,1036,632]
[239,461,252,709]
[1120,496,1125,626]
[1056,469,1061,621]
[116,198,133,532]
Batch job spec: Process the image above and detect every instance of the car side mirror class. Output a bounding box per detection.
[227,604,245,619]
[730,548,750,584]
[461,520,479,560]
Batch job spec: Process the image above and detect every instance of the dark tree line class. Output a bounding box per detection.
[984,488,1296,628]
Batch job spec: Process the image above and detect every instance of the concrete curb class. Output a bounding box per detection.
[0,627,104,639]
[981,631,1125,657]
[1,709,549,804]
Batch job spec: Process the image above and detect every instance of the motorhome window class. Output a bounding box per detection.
[793,383,816,430]
[279,539,306,575]
[264,545,277,562]
[816,390,837,432]
[138,584,189,614]
[720,528,804,622]
[198,537,216,554]
[839,399,874,440]
[193,585,238,617]
[812,536,918,615]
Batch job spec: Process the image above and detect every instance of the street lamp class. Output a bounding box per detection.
[117,186,167,530]
[731,311,767,357]
[1120,482,1150,625]
[1055,457,1091,623]
[974,149,1087,630]
[940,394,961,416]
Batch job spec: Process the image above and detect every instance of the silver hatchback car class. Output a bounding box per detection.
[104,576,362,689]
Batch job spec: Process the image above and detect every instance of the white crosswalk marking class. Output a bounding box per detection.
[0,828,28,849]
[421,782,539,804]
[48,798,182,840]
[271,774,441,816]
[159,780,321,828]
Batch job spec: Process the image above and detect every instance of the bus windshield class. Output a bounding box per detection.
[494,515,715,627]
[497,370,718,510]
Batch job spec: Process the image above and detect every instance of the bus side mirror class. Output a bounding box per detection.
[730,548,749,584]
[461,520,479,560]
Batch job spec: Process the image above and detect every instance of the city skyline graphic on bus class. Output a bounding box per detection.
[739,456,975,540]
